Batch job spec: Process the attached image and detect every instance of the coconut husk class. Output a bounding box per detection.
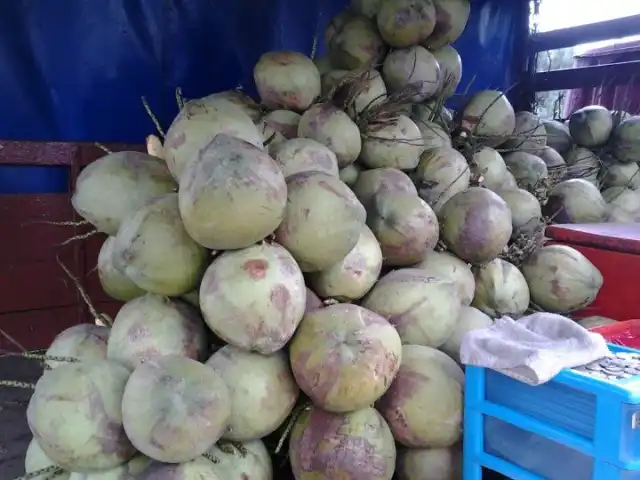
[498,219,547,267]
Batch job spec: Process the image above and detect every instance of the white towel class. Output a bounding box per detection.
[460,312,611,385]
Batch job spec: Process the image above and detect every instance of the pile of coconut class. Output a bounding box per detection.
[12,0,634,479]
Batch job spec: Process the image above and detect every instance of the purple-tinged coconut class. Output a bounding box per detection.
[326,69,388,117]
[522,245,603,313]
[397,445,462,480]
[503,151,548,190]
[564,147,600,184]
[326,14,387,70]
[199,242,306,354]
[25,438,70,480]
[411,102,455,134]
[601,161,640,189]
[257,110,301,155]
[602,187,640,215]
[206,90,262,122]
[422,0,471,49]
[164,97,264,180]
[352,167,418,209]
[298,104,362,167]
[97,237,145,302]
[471,146,508,191]
[413,346,465,387]
[543,119,573,153]
[305,288,323,312]
[382,46,441,102]
[274,172,366,272]
[496,188,542,237]
[289,303,401,412]
[377,345,463,448]
[309,225,382,301]
[415,250,475,306]
[71,152,176,236]
[254,52,320,111]
[538,146,566,169]
[45,324,109,369]
[415,119,452,150]
[360,115,424,170]
[112,193,208,296]
[107,294,208,371]
[206,346,299,441]
[472,259,530,318]
[441,306,493,363]
[544,179,606,224]
[569,105,613,148]
[362,268,462,347]
[438,187,512,264]
[134,461,221,480]
[178,134,287,250]
[431,44,462,97]
[367,192,440,266]
[290,407,396,479]
[68,454,152,480]
[460,90,516,146]
[121,356,231,463]
[271,137,339,179]
[377,0,437,48]
[207,440,273,480]
[611,115,640,163]
[503,111,547,153]
[413,147,470,213]
[27,361,136,472]
[339,163,362,186]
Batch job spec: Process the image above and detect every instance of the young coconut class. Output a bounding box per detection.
[207,440,273,479]
[501,171,518,189]
[441,306,493,363]
[411,345,465,387]
[27,361,135,472]
[362,268,462,348]
[68,454,152,480]
[112,193,208,296]
[377,0,437,48]
[350,0,383,18]
[289,407,396,479]
[367,192,440,266]
[45,323,109,369]
[134,460,221,480]
[25,438,69,480]
[564,147,600,184]
[254,51,321,111]
[206,90,263,122]
[543,119,573,153]
[600,161,640,189]
[602,187,640,216]
[206,345,299,441]
[611,116,640,163]
[438,187,512,264]
[382,46,441,102]
[326,15,387,70]
[413,147,470,213]
[414,118,452,150]
[411,102,454,133]
[471,146,509,191]
[308,225,383,301]
[163,97,264,180]
[422,0,471,48]
[496,188,542,237]
[503,151,549,191]
[396,445,462,480]
[503,111,547,154]
[339,163,362,186]
[121,356,231,463]
[568,105,613,148]
[351,167,418,210]
[472,258,531,318]
[327,69,388,118]
[107,294,208,370]
[376,344,463,448]
[270,137,340,179]
[544,179,606,224]
[97,237,145,301]
[415,250,475,306]
[305,287,324,312]
[522,245,603,313]
[256,110,301,155]
[289,303,402,413]
[538,146,566,169]
[71,152,176,236]
[576,315,616,329]
[360,115,424,170]
[605,204,637,223]
[274,171,366,272]
[199,242,306,354]
[431,45,462,98]
[298,103,362,167]
[460,90,516,146]
[178,134,287,250]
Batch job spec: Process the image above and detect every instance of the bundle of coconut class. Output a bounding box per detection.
[7,1,622,479]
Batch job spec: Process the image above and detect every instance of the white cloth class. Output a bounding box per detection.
[460,312,611,385]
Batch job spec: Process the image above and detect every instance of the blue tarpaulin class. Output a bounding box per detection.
[0,0,525,193]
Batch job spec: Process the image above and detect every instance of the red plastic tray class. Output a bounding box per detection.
[591,320,640,349]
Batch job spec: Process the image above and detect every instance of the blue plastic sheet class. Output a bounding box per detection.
[0,0,524,193]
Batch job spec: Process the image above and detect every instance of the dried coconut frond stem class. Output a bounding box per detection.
[175,87,185,110]
[56,229,99,247]
[275,402,312,454]
[0,380,34,389]
[217,440,248,457]
[141,96,165,138]
[0,328,27,353]
[2,352,79,363]
[12,466,66,480]
[22,220,90,227]
[94,143,112,154]
[202,452,220,464]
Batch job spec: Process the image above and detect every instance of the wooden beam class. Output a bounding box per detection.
[533,60,640,92]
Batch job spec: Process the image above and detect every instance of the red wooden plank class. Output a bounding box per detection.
[546,223,640,256]
[0,141,144,166]
[0,307,83,352]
